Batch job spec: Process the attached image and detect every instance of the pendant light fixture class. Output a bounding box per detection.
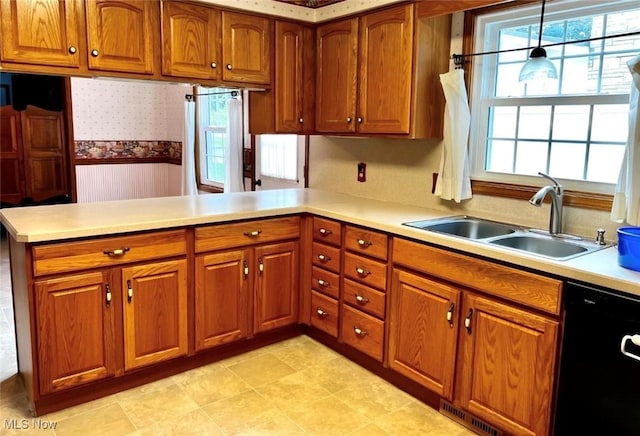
[518,0,558,82]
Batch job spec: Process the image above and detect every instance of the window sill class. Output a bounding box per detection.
[198,184,224,194]
[471,180,613,212]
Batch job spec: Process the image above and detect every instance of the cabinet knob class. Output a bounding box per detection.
[346,117,352,123]
[357,117,363,123]
[105,284,112,307]
[464,309,473,334]
[353,326,368,337]
[243,230,262,237]
[317,254,331,263]
[317,279,330,288]
[91,49,99,57]
[355,267,371,277]
[243,260,249,279]
[103,247,130,256]
[127,280,133,303]
[318,228,332,236]
[357,239,372,248]
[355,294,369,304]
[211,62,217,69]
[258,257,264,274]
[446,302,455,327]
[298,117,304,124]
[316,308,329,319]
[226,64,233,70]
[68,46,77,54]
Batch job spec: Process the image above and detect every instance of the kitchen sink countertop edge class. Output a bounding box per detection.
[1,188,638,297]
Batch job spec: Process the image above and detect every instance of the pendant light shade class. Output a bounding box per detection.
[518,0,558,83]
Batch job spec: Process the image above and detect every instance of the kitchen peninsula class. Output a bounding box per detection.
[2,189,638,435]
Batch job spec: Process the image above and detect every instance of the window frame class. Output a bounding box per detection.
[463,0,638,210]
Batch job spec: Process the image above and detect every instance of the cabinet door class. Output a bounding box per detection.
[20,105,69,203]
[122,259,188,370]
[221,11,271,84]
[36,272,116,394]
[457,294,559,436]
[275,21,303,133]
[0,0,81,67]
[316,18,357,133]
[388,270,460,399]
[0,106,25,204]
[254,241,298,333]
[195,250,250,351]
[86,0,156,74]
[161,1,220,80]
[358,4,413,134]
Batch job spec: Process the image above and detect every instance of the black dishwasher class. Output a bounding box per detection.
[554,281,640,436]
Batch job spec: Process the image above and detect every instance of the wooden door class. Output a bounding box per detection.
[36,272,116,394]
[254,241,298,333]
[122,259,188,370]
[85,0,156,74]
[195,250,250,351]
[274,21,303,133]
[358,4,413,134]
[388,269,460,399]
[457,293,559,436]
[316,18,358,133]
[161,1,220,80]
[0,106,25,204]
[0,0,81,67]
[20,105,69,203]
[221,11,271,84]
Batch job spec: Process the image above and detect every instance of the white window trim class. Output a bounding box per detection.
[468,0,637,195]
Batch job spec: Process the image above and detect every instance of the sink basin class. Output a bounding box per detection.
[404,216,517,240]
[490,235,588,259]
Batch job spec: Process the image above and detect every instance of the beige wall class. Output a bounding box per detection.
[308,135,620,240]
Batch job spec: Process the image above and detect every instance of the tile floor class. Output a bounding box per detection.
[0,235,475,435]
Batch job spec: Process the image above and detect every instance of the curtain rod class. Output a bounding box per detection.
[452,30,640,67]
[185,90,239,101]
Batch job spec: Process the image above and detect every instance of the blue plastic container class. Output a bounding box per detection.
[617,227,640,272]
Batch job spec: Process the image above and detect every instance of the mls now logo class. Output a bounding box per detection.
[5,418,58,430]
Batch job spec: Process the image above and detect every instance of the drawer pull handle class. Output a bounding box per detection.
[319,228,332,236]
[464,309,473,334]
[357,239,372,247]
[316,308,329,318]
[446,302,455,327]
[127,280,133,303]
[317,279,330,288]
[259,257,264,274]
[355,267,371,277]
[105,284,112,307]
[318,254,331,262]
[621,334,640,362]
[243,260,249,279]
[353,326,368,337]
[355,294,369,304]
[103,247,130,256]
[243,230,262,237]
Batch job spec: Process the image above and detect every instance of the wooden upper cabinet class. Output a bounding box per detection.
[316,17,358,133]
[85,0,157,74]
[221,11,271,85]
[0,0,81,67]
[0,106,25,205]
[161,1,220,80]
[275,21,303,132]
[20,106,69,203]
[456,293,559,436]
[358,5,413,134]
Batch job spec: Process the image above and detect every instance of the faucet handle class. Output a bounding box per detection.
[596,228,606,245]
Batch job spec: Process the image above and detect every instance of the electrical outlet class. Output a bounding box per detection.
[357,162,366,182]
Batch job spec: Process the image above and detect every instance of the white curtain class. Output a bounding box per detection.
[434,69,472,203]
[225,98,244,193]
[611,55,640,226]
[181,100,198,195]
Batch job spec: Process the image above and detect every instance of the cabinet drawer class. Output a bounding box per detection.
[341,304,384,361]
[195,216,300,253]
[345,225,388,260]
[312,242,341,273]
[344,252,387,291]
[343,278,386,319]
[312,266,340,299]
[393,238,563,315]
[311,291,338,338]
[32,230,187,277]
[313,217,342,247]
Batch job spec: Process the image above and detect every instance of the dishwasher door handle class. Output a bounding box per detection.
[620,334,640,361]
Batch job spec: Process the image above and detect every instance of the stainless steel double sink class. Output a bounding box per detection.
[403,216,613,261]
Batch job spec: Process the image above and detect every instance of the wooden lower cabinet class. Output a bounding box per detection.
[195,249,250,351]
[35,271,116,394]
[456,293,559,436]
[388,269,460,399]
[122,259,188,370]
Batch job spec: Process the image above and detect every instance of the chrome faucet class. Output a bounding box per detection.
[529,172,564,235]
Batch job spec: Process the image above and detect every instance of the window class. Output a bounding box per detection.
[197,87,239,189]
[469,0,640,194]
[257,134,299,182]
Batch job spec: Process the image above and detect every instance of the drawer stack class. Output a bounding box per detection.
[310,217,342,337]
[340,225,388,361]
